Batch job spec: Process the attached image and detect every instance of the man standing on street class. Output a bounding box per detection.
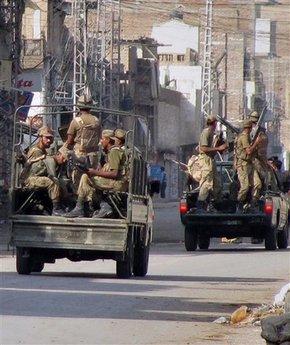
[197,115,228,212]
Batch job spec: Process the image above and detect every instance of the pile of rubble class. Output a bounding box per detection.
[213,304,284,326]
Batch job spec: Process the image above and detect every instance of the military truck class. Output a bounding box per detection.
[10,105,153,278]
[179,161,289,251]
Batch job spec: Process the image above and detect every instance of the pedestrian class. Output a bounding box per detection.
[196,115,228,212]
[65,94,101,191]
[160,166,167,199]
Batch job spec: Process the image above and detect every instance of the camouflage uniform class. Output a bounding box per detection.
[252,129,269,200]
[67,110,100,190]
[78,145,128,202]
[198,128,221,202]
[235,129,253,203]
[24,146,60,201]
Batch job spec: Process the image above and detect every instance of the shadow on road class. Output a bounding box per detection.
[0,270,281,322]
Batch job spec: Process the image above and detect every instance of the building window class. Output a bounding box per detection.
[33,10,41,39]
[23,39,43,56]
[177,54,185,62]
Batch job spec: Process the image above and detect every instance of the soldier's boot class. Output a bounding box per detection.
[92,202,113,218]
[236,202,244,214]
[195,200,207,214]
[84,201,94,217]
[52,202,66,216]
[64,199,85,218]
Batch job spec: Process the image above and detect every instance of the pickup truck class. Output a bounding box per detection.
[10,106,153,278]
[180,161,289,251]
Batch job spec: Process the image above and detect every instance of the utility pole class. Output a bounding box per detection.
[200,0,213,126]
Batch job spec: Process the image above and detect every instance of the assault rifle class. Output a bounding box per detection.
[67,151,91,177]
[168,159,188,171]
[216,115,240,135]
[251,104,268,143]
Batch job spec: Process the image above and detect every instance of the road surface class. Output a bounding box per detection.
[1,242,289,344]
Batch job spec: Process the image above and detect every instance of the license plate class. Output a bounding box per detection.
[224,220,241,225]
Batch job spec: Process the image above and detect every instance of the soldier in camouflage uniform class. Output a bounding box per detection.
[24,127,67,215]
[249,111,269,204]
[65,129,128,218]
[197,115,228,212]
[65,94,101,191]
[234,119,264,212]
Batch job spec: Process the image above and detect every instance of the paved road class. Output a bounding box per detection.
[1,243,289,345]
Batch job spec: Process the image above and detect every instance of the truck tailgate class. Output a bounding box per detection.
[11,215,128,252]
[185,213,267,226]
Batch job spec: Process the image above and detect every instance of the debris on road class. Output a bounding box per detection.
[213,316,229,324]
[213,304,285,326]
[230,305,249,324]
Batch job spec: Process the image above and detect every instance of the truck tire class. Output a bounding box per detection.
[264,227,277,251]
[31,261,45,273]
[16,247,32,275]
[198,235,210,250]
[184,225,198,251]
[277,224,289,249]
[133,242,150,277]
[116,234,133,279]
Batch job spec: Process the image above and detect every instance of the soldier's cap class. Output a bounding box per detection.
[38,126,54,138]
[206,115,217,125]
[57,145,69,160]
[101,129,115,139]
[249,110,259,123]
[243,119,253,128]
[114,128,126,140]
[77,94,93,109]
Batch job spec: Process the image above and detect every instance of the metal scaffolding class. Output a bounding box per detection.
[200,0,213,123]
[53,0,121,114]
[0,0,24,193]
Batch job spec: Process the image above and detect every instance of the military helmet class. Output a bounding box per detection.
[102,129,114,139]
[114,128,126,140]
[77,93,93,109]
[206,115,217,125]
[243,119,252,129]
[249,110,259,123]
[38,126,54,137]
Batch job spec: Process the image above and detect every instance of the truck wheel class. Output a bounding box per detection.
[277,224,289,249]
[133,242,150,277]
[264,227,277,251]
[184,225,197,251]
[31,261,45,273]
[16,247,32,275]
[198,235,210,250]
[116,235,133,279]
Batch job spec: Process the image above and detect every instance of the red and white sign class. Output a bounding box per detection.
[17,69,42,92]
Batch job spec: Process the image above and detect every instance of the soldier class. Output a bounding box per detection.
[65,94,101,191]
[65,129,128,218]
[113,128,126,148]
[234,119,262,212]
[197,115,228,212]
[249,111,269,205]
[24,126,66,216]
